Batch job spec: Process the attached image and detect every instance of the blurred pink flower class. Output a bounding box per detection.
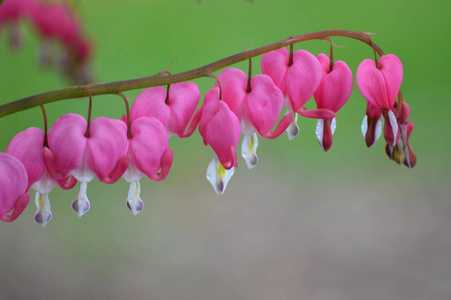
[0,153,30,222]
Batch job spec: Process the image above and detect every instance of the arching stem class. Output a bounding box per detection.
[0,30,387,118]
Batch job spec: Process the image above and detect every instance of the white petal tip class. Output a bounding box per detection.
[316,119,324,150]
[34,192,52,228]
[361,115,368,137]
[241,133,259,169]
[206,156,234,195]
[285,117,299,140]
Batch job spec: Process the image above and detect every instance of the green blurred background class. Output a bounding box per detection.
[1,0,450,299]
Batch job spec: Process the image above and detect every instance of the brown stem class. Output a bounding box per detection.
[329,41,334,72]
[363,33,380,69]
[207,73,223,100]
[40,105,49,147]
[84,89,92,138]
[247,58,252,93]
[0,30,386,118]
[165,84,171,104]
[118,92,132,139]
[288,43,294,66]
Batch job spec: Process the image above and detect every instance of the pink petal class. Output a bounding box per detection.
[206,101,241,169]
[286,50,322,110]
[314,54,353,112]
[261,47,290,95]
[216,68,248,118]
[261,113,293,139]
[366,101,382,119]
[296,106,337,119]
[356,55,403,110]
[102,155,131,184]
[129,117,170,179]
[199,88,221,145]
[180,107,203,138]
[394,101,410,123]
[166,82,201,137]
[86,117,129,182]
[130,86,170,126]
[379,54,403,108]
[7,127,45,190]
[148,149,173,182]
[47,113,87,178]
[246,74,284,136]
[57,176,78,190]
[0,153,29,222]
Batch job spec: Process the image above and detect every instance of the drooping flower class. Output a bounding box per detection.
[216,68,291,169]
[130,82,202,138]
[356,54,403,146]
[198,87,241,194]
[385,101,416,168]
[0,0,35,49]
[313,53,353,151]
[0,153,30,222]
[7,127,76,227]
[122,117,173,215]
[44,114,130,217]
[261,48,337,140]
[361,101,383,148]
[29,0,93,84]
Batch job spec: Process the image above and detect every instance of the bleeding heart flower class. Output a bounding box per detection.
[130,82,202,138]
[122,117,173,215]
[357,54,403,146]
[0,153,30,222]
[216,67,292,169]
[261,48,337,140]
[7,127,77,227]
[199,87,241,195]
[313,53,353,151]
[44,114,130,217]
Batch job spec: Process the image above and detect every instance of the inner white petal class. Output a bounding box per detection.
[34,191,52,228]
[375,118,383,143]
[285,111,299,141]
[72,181,91,218]
[72,161,95,183]
[331,117,336,135]
[241,133,259,169]
[206,154,234,195]
[316,119,324,150]
[123,163,144,183]
[127,180,144,216]
[404,145,412,169]
[361,115,368,137]
[32,169,57,194]
[388,110,399,146]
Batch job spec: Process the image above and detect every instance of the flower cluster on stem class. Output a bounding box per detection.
[0,30,416,226]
